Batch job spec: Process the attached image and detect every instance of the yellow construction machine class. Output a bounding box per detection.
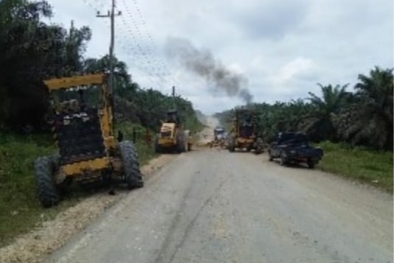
[34,73,143,208]
[227,109,264,154]
[209,126,226,148]
[154,110,191,153]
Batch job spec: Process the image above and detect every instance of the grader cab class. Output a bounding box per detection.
[154,110,191,153]
[227,109,264,154]
[214,127,226,140]
[209,126,226,148]
[34,73,143,208]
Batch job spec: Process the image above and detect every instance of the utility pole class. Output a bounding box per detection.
[96,0,121,122]
[70,20,74,35]
[172,86,176,110]
[69,20,74,76]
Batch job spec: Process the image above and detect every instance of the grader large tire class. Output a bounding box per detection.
[228,141,235,152]
[119,141,144,189]
[154,138,161,153]
[34,155,60,208]
[176,140,185,153]
[254,138,264,154]
[184,130,191,152]
[268,150,274,161]
[227,136,235,152]
[280,152,289,166]
[176,132,186,153]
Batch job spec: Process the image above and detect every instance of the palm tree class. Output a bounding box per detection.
[63,25,91,74]
[303,83,351,141]
[342,67,393,150]
[0,0,64,129]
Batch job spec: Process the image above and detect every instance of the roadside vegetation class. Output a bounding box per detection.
[216,67,393,191]
[316,141,392,192]
[0,0,202,247]
[0,0,391,250]
[0,129,161,247]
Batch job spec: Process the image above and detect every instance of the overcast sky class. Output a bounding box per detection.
[46,0,393,115]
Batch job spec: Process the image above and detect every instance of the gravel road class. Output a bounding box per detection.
[43,118,393,263]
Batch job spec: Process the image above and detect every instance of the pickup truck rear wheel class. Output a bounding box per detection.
[280,154,288,166]
[268,150,273,161]
[307,159,315,169]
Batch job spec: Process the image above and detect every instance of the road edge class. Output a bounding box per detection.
[0,154,178,263]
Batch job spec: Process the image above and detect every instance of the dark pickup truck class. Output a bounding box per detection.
[268,132,324,168]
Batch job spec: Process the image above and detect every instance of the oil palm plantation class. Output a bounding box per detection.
[0,0,91,129]
[0,0,202,133]
[339,67,393,150]
[302,83,351,141]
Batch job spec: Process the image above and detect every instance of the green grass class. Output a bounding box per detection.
[316,141,393,193]
[116,122,158,165]
[0,133,67,247]
[0,123,157,248]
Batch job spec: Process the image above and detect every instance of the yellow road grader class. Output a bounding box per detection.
[154,110,191,153]
[227,109,264,154]
[34,73,143,208]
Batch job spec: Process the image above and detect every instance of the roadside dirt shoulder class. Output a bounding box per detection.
[0,154,176,263]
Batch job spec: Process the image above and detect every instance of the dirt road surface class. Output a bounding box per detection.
[42,117,392,263]
[197,116,219,145]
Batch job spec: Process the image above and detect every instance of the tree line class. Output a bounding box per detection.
[0,0,201,134]
[215,67,393,151]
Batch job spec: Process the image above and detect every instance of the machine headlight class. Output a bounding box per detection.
[81,113,90,122]
[63,117,70,125]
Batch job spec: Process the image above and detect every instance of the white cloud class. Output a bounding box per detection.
[227,63,245,75]
[45,0,393,115]
[276,58,316,84]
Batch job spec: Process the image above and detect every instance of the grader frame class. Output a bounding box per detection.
[34,73,143,208]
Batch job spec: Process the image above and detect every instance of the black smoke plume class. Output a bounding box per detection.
[164,37,253,104]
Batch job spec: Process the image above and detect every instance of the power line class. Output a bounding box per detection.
[106,1,168,88]
[83,0,178,90]
[115,20,165,88]
[118,0,175,85]
[128,0,182,87]
[118,0,168,85]
[97,1,173,89]
[83,0,159,89]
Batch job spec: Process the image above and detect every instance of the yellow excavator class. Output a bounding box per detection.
[154,110,191,153]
